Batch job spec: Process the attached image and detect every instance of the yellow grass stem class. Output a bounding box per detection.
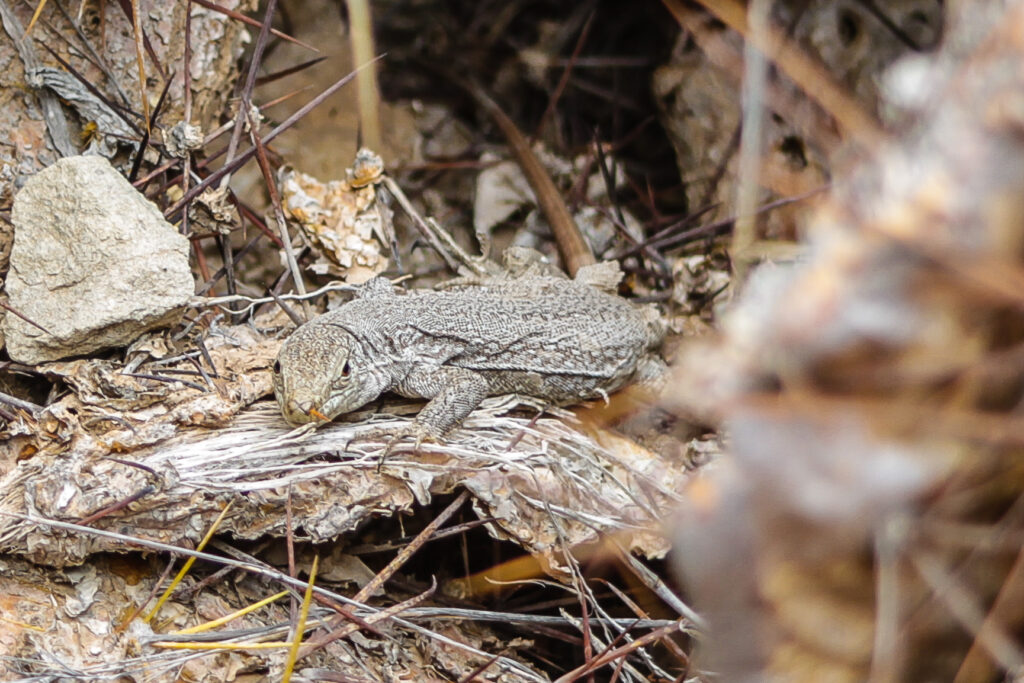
[346,0,382,151]
[282,555,319,683]
[144,500,234,623]
[173,590,290,635]
[150,641,292,650]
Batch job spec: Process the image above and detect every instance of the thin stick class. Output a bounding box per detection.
[913,552,1024,674]
[165,60,380,220]
[190,0,319,52]
[299,491,470,658]
[380,175,478,274]
[0,301,52,335]
[219,0,277,186]
[286,486,298,627]
[129,0,149,128]
[248,111,311,318]
[536,10,594,140]
[117,559,176,635]
[192,281,356,315]
[552,620,685,683]
[0,389,42,415]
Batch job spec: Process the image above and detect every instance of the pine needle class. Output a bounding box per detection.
[282,555,319,683]
[144,500,234,622]
[23,0,47,36]
[173,590,290,635]
[150,640,292,650]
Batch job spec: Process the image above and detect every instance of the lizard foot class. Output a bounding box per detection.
[377,421,439,471]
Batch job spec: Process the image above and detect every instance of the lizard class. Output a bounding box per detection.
[272,250,666,441]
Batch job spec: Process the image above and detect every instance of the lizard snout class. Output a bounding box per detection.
[282,397,317,424]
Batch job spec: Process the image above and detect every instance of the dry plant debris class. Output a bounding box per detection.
[5,0,1021,680]
[668,1,1024,681]
[278,156,391,282]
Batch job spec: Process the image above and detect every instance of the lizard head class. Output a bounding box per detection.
[273,321,384,425]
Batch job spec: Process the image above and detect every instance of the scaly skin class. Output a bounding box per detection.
[273,261,665,436]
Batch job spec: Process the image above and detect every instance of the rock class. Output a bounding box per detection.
[2,156,194,364]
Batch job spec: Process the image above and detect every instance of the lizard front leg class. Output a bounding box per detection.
[396,365,491,437]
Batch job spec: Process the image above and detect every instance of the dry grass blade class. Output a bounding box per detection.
[23,0,47,35]
[112,0,165,79]
[954,546,1024,681]
[145,500,235,622]
[282,555,318,683]
[552,620,685,683]
[129,0,149,129]
[731,0,769,281]
[346,0,382,150]
[151,640,293,650]
[397,608,677,630]
[173,590,290,635]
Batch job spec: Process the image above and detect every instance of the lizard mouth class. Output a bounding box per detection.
[281,397,334,425]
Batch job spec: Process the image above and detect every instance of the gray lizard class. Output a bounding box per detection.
[272,254,665,438]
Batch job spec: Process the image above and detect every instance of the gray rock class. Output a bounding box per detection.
[3,156,194,364]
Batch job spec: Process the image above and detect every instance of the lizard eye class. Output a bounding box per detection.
[331,360,351,389]
[273,360,281,374]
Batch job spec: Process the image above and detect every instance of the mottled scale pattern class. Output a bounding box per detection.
[273,268,664,435]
